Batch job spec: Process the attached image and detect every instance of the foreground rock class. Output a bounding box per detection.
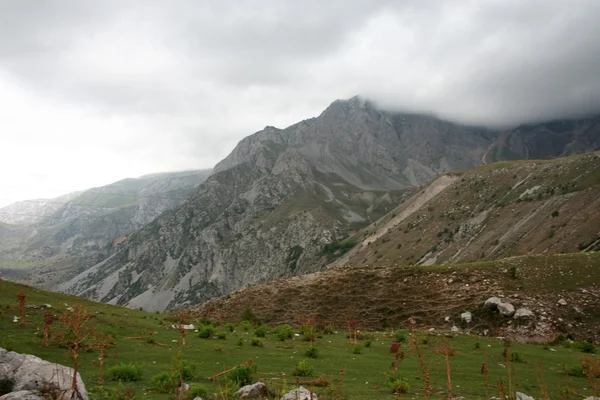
[235,382,268,399]
[498,302,515,317]
[460,311,472,323]
[282,386,318,400]
[0,347,87,400]
[484,297,502,309]
[516,392,534,400]
[514,308,534,320]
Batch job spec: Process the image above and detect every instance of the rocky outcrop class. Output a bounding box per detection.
[0,347,87,400]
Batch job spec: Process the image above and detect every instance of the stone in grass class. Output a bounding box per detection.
[516,392,534,400]
[281,386,318,400]
[235,382,269,399]
[484,296,502,309]
[513,308,534,320]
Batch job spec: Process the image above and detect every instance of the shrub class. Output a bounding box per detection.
[240,321,251,331]
[388,376,410,394]
[305,346,319,358]
[198,325,216,339]
[352,345,362,355]
[179,360,197,380]
[236,338,244,346]
[151,372,178,393]
[364,340,372,348]
[420,336,430,345]
[227,365,257,388]
[576,341,597,354]
[394,332,407,343]
[292,360,315,377]
[251,338,263,347]
[276,325,294,341]
[551,210,560,218]
[323,323,335,335]
[224,323,235,332]
[108,363,143,382]
[254,326,267,338]
[241,307,261,326]
[188,385,209,400]
[217,332,227,340]
[510,352,525,363]
[474,342,481,350]
[567,365,585,377]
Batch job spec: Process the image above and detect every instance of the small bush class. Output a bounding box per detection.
[198,325,216,339]
[180,360,197,380]
[364,340,372,348]
[227,365,257,388]
[420,336,430,345]
[394,332,407,343]
[293,360,315,377]
[551,210,560,218]
[352,345,362,355]
[254,326,267,338]
[108,363,143,382]
[305,346,319,358]
[236,338,244,346]
[240,321,251,331]
[151,372,178,393]
[388,376,410,394]
[223,323,235,332]
[474,342,480,350]
[510,352,525,363]
[276,325,294,341]
[567,365,585,377]
[217,332,227,340]
[576,341,597,354]
[188,385,209,400]
[251,338,263,347]
[323,323,335,335]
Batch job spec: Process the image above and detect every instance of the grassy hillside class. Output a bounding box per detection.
[334,151,600,269]
[1,279,599,399]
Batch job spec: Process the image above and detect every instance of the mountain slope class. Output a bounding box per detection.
[58,97,495,311]
[487,116,600,162]
[0,170,211,287]
[0,191,82,225]
[333,151,600,269]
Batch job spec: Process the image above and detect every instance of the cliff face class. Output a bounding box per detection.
[58,97,495,311]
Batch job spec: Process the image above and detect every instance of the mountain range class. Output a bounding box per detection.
[1,96,598,312]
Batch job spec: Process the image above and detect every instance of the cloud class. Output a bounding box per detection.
[0,0,599,206]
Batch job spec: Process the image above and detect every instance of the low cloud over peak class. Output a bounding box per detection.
[1,0,599,205]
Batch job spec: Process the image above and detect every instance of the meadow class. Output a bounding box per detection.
[0,279,598,400]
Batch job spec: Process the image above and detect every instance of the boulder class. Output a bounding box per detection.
[558,298,567,306]
[235,382,268,399]
[514,308,534,320]
[281,386,318,400]
[498,302,515,317]
[0,391,45,400]
[460,311,472,323]
[484,296,502,309]
[451,326,460,332]
[516,392,534,400]
[0,347,87,400]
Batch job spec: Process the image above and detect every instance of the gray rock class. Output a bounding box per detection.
[281,386,318,400]
[484,296,502,309]
[235,382,268,399]
[0,347,87,400]
[558,298,567,306]
[192,397,203,400]
[451,326,460,332]
[460,311,472,323]
[0,391,45,400]
[516,392,534,400]
[514,308,534,320]
[583,397,600,400]
[498,302,515,317]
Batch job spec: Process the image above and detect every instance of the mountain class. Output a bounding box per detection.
[57,97,498,311]
[0,169,212,286]
[0,191,82,225]
[189,151,600,340]
[487,116,600,162]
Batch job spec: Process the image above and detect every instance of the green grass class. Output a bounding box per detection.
[0,279,598,399]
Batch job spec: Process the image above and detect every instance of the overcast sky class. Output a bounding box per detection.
[1,0,599,207]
